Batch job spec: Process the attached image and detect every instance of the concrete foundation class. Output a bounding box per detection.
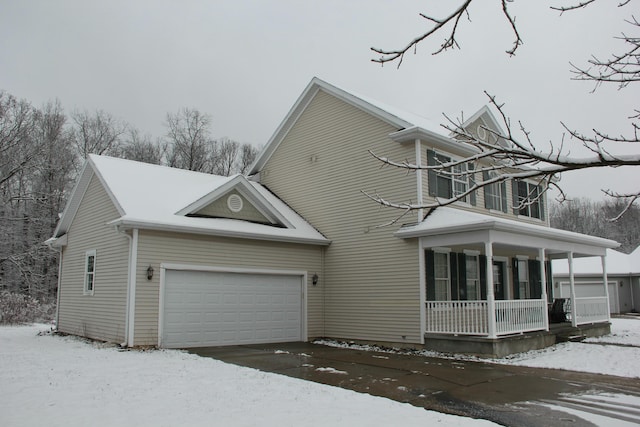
[423,322,611,358]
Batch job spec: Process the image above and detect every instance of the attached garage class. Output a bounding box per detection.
[160,268,305,348]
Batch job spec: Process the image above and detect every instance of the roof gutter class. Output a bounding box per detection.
[107,218,331,246]
[395,219,619,249]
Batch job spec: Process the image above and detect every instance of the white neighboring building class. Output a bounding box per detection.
[553,247,640,314]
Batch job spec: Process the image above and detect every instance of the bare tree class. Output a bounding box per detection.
[367,1,639,219]
[70,109,127,160]
[212,137,240,176]
[237,143,259,175]
[120,128,166,165]
[165,108,216,172]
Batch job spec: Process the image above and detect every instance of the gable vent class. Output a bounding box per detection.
[227,194,244,213]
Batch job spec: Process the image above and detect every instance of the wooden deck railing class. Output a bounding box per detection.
[426,299,547,337]
[494,299,547,336]
[574,296,609,325]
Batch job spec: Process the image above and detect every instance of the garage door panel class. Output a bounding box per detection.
[162,270,302,348]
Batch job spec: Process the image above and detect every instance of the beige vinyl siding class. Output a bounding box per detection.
[193,190,271,224]
[261,89,422,344]
[57,174,129,343]
[133,230,324,346]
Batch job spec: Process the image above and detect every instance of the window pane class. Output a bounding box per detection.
[434,253,448,278]
[86,273,94,291]
[87,255,95,273]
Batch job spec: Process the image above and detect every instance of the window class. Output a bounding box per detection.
[483,171,507,213]
[517,258,530,299]
[465,254,481,300]
[84,250,96,295]
[427,149,475,204]
[434,251,451,301]
[513,180,544,219]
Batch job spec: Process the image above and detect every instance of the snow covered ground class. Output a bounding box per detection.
[495,317,640,378]
[0,324,497,427]
[319,317,640,379]
[1,317,638,426]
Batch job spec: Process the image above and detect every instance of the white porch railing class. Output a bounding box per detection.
[426,301,488,335]
[574,296,609,325]
[426,299,547,337]
[494,299,547,336]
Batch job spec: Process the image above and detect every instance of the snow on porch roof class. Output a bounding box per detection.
[57,155,329,246]
[395,206,619,253]
[553,246,640,276]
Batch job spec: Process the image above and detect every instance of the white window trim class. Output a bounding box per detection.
[84,249,96,296]
[465,253,481,300]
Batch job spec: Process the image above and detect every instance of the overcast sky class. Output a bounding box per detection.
[1,0,637,202]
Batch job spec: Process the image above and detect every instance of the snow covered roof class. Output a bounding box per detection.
[249,77,447,175]
[395,206,619,256]
[51,155,329,246]
[553,246,640,276]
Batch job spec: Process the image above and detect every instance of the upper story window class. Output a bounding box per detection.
[84,250,96,295]
[427,149,476,205]
[513,180,545,220]
[483,171,508,213]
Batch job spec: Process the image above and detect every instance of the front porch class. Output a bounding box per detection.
[395,206,619,356]
[423,318,611,358]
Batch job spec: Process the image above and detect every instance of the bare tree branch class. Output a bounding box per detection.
[370,0,525,67]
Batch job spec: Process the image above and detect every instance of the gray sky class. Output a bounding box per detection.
[1,0,637,202]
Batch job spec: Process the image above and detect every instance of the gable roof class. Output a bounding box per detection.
[553,246,640,276]
[249,77,448,175]
[50,155,329,246]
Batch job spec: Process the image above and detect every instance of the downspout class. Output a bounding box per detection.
[116,226,138,347]
[50,244,63,329]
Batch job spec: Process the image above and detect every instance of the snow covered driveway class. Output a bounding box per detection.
[0,325,497,427]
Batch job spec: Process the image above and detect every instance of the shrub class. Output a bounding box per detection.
[0,291,56,325]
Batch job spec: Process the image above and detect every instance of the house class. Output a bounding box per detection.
[47,77,619,356]
[553,247,640,314]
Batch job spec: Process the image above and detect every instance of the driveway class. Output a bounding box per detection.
[189,342,640,427]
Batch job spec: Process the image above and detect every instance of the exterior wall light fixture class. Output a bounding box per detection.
[147,266,154,280]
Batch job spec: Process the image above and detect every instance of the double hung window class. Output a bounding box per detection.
[84,250,96,295]
[483,171,508,212]
[433,251,451,301]
[427,149,475,204]
[514,180,544,219]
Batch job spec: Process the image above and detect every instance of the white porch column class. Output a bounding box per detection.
[484,240,497,338]
[601,254,611,321]
[415,138,423,222]
[568,251,578,327]
[539,248,549,331]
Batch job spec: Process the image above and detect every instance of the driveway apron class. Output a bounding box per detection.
[189,342,640,427]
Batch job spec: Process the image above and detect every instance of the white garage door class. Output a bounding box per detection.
[162,269,303,348]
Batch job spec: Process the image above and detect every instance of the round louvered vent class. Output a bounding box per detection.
[227,194,243,213]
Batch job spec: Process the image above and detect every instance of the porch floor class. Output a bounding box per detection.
[423,321,611,358]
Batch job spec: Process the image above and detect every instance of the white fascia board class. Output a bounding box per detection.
[87,154,126,218]
[44,234,68,248]
[396,218,619,251]
[390,126,480,159]
[108,218,331,246]
[249,77,412,175]
[51,160,94,238]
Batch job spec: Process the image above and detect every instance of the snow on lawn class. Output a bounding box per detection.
[495,317,640,377]
[318,317,640,379]
[0,325,498,427]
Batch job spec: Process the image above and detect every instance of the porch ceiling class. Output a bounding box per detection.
[395,207,619,259]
